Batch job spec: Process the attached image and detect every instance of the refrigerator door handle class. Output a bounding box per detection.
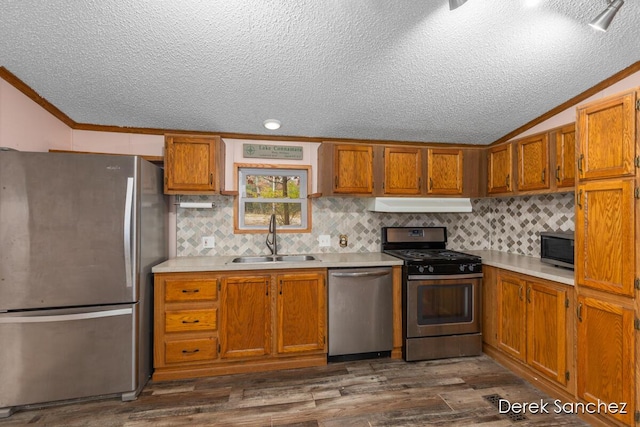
[0,308,133,324]
[124,177,134,288]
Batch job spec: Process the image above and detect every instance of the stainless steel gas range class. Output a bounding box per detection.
[382,226,483,362]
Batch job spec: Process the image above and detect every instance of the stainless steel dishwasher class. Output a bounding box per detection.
[328,267,393,361]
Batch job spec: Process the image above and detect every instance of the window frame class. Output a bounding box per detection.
[234,163,312,234]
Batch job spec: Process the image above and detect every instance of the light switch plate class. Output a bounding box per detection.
[202,236,215,248]
[318,235,331,247]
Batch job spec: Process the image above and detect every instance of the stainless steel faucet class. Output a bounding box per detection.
[266,213,278,255]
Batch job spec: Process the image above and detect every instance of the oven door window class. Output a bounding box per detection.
[416,283,472,325]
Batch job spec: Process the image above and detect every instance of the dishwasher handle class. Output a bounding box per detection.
[330,270,391,278]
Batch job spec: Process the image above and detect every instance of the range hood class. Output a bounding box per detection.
[366,197,472,213]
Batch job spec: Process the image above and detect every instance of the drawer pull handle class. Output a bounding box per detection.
[182,289,200,293]
[181,319,200,324]
[555,166,561,182]
[182,349,200,354]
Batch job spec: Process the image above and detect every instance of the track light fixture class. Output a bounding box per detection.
[449,0,468,11]
[589,0,624,32]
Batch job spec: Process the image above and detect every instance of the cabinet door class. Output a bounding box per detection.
[276,272,326,354]
[576,91,636,181]
[219,275,271,359]
[487,144,512,194]
[516,134,549,191]
[554,124,576,188]
[481,265,499,348]
[427,148,463,195]
[526,280,567,385]
[164,134,218,193]
[383,146,423,195]
[575,179,635,296]
[333,145,374,194]
[497,272,526,361]
[577,296,635,426]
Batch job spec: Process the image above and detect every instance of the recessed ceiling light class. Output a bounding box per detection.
[263,119,281,130]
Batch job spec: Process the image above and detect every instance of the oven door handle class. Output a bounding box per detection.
[407,273,483,281]
[330,271,391,278]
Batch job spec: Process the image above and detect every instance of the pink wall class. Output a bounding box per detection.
[0,79,71,151]
[71,130,163,156]
[0,76,164,155]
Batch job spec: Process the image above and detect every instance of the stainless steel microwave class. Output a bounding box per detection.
[540,232,574,270]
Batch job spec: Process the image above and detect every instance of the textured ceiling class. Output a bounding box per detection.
[1,0,638,145]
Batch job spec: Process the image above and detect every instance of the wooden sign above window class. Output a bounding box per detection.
[243,144,304,160]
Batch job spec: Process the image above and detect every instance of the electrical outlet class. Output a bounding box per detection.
[202,236,215,248]
[318,235,331,247]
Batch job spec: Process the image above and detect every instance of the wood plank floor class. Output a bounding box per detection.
[0,355,589,426]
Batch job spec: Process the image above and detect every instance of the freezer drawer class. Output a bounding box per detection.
[0,304,136,413]
[328,267,393,357]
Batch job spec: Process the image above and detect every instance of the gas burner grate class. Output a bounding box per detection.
[395,249,480,262]
[483,394,527,422]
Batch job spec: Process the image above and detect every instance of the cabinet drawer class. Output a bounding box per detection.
[165,309,217,332]
[165,337,218,364]
[165,279,218,302]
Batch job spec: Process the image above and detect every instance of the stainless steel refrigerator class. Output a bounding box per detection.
[0,151,167,418]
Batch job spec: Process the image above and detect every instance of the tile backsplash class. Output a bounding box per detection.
[175,192,574,258]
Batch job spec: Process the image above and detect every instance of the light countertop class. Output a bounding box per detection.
[152,252,404,273]
[152,249,575,286]
[465,250,574,286]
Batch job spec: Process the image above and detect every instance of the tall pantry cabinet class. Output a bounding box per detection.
[575,89,639,426]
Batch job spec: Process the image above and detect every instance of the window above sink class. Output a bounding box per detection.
[235,165,311,233]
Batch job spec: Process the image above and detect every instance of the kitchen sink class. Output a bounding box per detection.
[230,255,317,263]
[230,256,275,263]
[274,255,317,262]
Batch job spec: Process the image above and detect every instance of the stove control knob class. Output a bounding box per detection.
[459,264,466,272]
[469,264,475,272]
[418,266,425,273]
[428,265,434,273]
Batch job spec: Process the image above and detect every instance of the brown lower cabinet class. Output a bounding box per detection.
[484,265,639,426]
[153,269,327,381]
[576,292,635,426]
[492,269,570,387]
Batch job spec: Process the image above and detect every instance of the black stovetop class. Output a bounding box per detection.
[381,227,482,276]
[383,249,480,264]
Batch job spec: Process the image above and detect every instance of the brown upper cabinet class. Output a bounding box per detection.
[487,143,513,194]
[331,144,375,195]
[516,133,549,191]
[553,124,576,188]
[319,142,484,197]
[382,146,423,195]
[427,148,463,195]
[576,90,637,181]
[164,134,223,194]
[575,178,635,297]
